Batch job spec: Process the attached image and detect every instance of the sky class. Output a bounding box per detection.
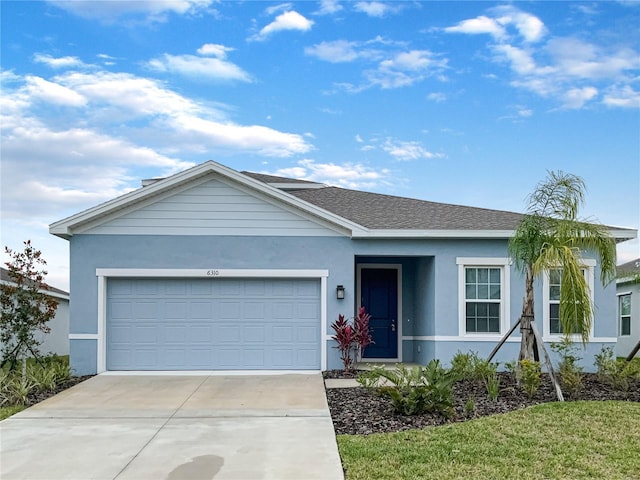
[1,0,639,291]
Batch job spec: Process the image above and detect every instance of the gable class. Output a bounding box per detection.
[77,176,345,237]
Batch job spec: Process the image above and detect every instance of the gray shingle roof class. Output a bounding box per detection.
[241,171,322,185]
[286,186,524,230]
[0,267,68,297]
[617,258,640,277]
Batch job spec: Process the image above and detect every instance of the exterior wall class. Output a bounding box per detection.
[69,234,618,374]
[37,297,69,357]
[616,280,640,358]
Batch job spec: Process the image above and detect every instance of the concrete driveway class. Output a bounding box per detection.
[0,373,344,480]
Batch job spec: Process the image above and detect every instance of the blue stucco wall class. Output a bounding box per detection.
[69,234,617,374]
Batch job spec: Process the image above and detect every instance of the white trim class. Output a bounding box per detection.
[95,268,328,373]
[402,335,616,343]
[356,263,403,362]
[457,258,511,337]
[617,291,633,296]
[542,336,617,343]
[97,275,106,373]
[99,370,321,376]
[542,259,596,340]
[96,268,329,278]
[69,333,98,340]
[354,230,515,239]
[320,276,328,371]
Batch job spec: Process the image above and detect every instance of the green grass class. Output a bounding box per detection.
[0,405,25,421]
[338,401,640,480]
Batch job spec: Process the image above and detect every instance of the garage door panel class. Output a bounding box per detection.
[107,278,320,370]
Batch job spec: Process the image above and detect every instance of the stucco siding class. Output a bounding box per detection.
[80,178,343,237]
[68,234,618,374]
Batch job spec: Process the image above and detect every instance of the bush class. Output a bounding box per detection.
[450,351,500,400]
[551,338,583,397]
[357,361,455,418]
[519,359,542,398]
[331,307,373,372]
[594,346,639,391]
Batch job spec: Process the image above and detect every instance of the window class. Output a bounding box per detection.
[543,260,595,338]
[457,258,510,336]
[619,294,631,336]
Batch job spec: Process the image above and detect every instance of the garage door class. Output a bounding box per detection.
[106,278,320,370]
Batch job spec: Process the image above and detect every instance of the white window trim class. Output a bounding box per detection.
[93,268,329,374]
[542,259,596,341]
[457,258,511,338]
[618,292,632,337]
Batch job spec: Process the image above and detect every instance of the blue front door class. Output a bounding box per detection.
[360,268,398,359]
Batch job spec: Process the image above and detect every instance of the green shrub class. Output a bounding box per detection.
[551,338,583,397]
[594,346,639,391]
[358,361,455,418]
[519,359,541,398]
[484,368,500,401]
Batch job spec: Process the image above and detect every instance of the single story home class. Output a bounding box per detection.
[616,259,640,358]
[50,161,637,375]
[0,267,70,358]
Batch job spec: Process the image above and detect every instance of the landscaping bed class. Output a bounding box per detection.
[324,371,640,435]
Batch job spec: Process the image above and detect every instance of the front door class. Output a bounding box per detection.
[360,267,398,359]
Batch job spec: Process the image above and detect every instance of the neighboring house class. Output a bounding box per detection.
[0,267,70,358]
[616,259,640,358]
[49,161,637,375]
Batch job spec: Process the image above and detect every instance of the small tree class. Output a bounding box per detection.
[509,171,616,360]
[0,240,58,370]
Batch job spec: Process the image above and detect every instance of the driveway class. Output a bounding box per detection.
[0,373,344,480]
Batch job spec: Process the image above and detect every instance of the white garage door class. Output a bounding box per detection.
[106,278,320,370]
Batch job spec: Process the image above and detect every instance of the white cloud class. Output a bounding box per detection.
[447,6,639,110]
[267,159,391,189]
[381,139,443,161]
[197,43,234,58]
[33,54,87,69]
[265,3,293,16]
[427,92,446,102]
[147,53,252,82]
[305,40,360,63]
[315,0,343,15]
[603,85,640,108]
[25,76,88,106]
[251,10,314,41]
[366,50,448,89]
[355,134,364,143]
[493,6,547,42]
[353,2,397,18]
[47,0,215,23]
[445,16,506,39]
[561,86,599,109]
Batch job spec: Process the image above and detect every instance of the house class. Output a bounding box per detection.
[0,267,70,358]
[49,161,637,375]
[616,259,640,358]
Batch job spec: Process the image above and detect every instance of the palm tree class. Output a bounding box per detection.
[509,171,617,361]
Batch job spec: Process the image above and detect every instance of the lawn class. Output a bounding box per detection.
[337,401,640,480]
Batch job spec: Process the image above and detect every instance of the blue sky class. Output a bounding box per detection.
[1,1,639,290]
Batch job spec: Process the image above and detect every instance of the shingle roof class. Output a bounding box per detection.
[241,171,321,185]
[0,267,68,297]
[242,170,525,230]
[617,258,640,277]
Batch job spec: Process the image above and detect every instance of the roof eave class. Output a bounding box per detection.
[351,229,516,239]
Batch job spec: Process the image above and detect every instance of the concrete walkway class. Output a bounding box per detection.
[0,373,344,480]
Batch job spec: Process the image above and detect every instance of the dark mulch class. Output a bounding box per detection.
[25,375,95,407]
[324,371,640,435]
